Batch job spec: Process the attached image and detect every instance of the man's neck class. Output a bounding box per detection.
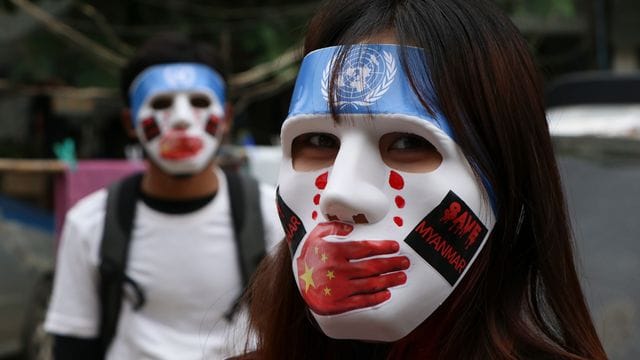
[141,162,219,199]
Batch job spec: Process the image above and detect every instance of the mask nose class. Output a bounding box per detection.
[169,95,193,130]
[319,132,389,224]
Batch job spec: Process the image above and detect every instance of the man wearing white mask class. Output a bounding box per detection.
[45,33,282,360]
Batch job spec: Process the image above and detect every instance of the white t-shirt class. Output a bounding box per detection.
[45,167,283,359]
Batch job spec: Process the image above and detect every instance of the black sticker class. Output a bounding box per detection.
[404,191,488,285]
[276,188,306,255]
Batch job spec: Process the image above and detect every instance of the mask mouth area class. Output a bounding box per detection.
[326,213,369,224]
[352,214,369,224]
[159,132,203,160]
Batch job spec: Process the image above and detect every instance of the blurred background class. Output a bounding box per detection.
[0,0,638,359]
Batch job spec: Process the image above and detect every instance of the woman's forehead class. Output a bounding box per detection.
[359,29,398,44]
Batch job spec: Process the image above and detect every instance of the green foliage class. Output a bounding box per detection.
[2,0,316,88]
[2,0,587,100]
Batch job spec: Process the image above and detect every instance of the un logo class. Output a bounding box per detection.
[322,48,396,109]
[163,66,197,88]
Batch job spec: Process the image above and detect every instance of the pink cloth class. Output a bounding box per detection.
[54,160,146,239]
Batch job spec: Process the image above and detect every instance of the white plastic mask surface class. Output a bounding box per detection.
[276,45,496,341]
[129,63,226,175]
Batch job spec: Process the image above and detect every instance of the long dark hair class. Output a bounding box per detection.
[244,0,607,359]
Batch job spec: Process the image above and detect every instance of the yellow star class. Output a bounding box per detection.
[323,287,332,296]
[326,270,335,280]
[321,253,329,263]
[299,262,316,293]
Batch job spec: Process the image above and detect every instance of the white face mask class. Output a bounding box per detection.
[277,45,496,342]
[129,63,226,175]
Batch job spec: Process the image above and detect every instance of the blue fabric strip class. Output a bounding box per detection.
[129,63,225,122]
[287,44,453,138]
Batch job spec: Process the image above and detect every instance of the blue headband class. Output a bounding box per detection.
[128,63,226,123]
[287,44,453,138]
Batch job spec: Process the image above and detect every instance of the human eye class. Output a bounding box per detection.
[189,93,212,108]
[291,132,339,171]
[388,133,429,150]
[379,132,442,172]
[150,95,173,110]
[307,133,338,148]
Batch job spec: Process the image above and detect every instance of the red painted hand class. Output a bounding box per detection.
[296,222,410,315]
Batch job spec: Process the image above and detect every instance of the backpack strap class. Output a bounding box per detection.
[97,168,265,350]
[223,167,266,319]
[98,172,143,357]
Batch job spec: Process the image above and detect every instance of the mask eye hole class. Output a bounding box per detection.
[291,132,339,171]
[379,132,442,173]
[150,96,173,110]
[190,94,212,108]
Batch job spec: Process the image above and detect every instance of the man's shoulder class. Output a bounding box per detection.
[58,188,109,254]
[64,188,109,227]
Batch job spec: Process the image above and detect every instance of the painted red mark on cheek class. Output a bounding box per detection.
[395,196,405,209]
[389,171,404,190]
[313,194,321,205]
[315,172,328,190]
[312,211,318,220]
[206,115,220,136]
[393,217,404,227]
[141,117,160,141]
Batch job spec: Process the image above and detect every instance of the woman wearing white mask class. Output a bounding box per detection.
[236,0,607,359]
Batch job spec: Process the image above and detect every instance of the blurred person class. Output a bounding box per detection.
[44,33,282,359]
[237,0,608,359]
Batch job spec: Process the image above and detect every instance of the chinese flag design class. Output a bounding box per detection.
[296,222,409,315]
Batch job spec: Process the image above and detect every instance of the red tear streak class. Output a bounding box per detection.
[315,172,328,190]
[393,217,404,227]
[313,194,321,205]
[389,171,404,190]
[395,196,405,209]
